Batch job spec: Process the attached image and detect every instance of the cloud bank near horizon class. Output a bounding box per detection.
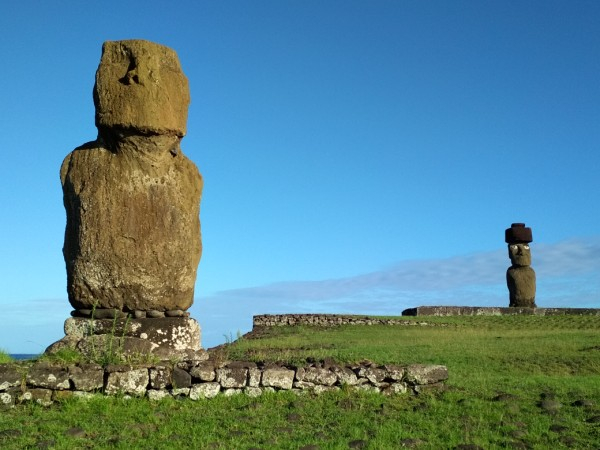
[202,237,600,307]
[195,237,600,344]
[4,237,599,352]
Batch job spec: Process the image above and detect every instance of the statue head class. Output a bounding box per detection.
[508,243,531,266]
[93,40,190,137]
[505,223,533,267]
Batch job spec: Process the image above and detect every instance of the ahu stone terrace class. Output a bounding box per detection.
[0,358,448,406]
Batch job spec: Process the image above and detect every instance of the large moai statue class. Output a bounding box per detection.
[49,40,204,359]
[61,40,202,316]
[505,223,536,308]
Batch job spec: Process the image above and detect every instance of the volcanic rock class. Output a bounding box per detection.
[61,39,202,313]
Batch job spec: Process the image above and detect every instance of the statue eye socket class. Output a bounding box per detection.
[523,245,529,250]
[510,245,517,250]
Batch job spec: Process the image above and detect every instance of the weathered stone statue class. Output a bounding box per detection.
[61,40,202,317]
[505,223,536,307]
[48,40,205,359]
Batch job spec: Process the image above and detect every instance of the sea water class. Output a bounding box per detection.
[10,354,38,360]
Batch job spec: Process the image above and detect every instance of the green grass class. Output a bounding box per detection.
[1,315,600,449]
[0,349,13,364]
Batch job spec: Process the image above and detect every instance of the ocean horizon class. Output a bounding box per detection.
[10,354,39,360]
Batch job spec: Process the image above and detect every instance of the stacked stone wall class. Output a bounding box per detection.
[253,310,600,328]
[0,359,448,407]
[401,306,600,316]
[252,314,435,327]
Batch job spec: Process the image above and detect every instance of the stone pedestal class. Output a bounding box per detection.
[46,317,205,361]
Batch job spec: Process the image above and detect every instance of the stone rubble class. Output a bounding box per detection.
[0,359,448,407]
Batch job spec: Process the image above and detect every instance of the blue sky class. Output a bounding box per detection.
[1,1,598,352]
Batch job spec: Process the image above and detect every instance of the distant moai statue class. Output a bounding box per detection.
[60,40,202,318]
[505,223,536,307]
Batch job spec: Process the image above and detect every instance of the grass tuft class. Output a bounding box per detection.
[0,349,13,363]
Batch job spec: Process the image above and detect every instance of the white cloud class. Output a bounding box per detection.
[204,237,600,302]
[4,237,598,352]
[197,237,600,346]
[535,238,600,276]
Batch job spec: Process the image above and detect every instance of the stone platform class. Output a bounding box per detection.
[46,317,203,360]
[401,306,600,316]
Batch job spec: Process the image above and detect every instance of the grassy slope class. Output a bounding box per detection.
[1,315,599,449]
